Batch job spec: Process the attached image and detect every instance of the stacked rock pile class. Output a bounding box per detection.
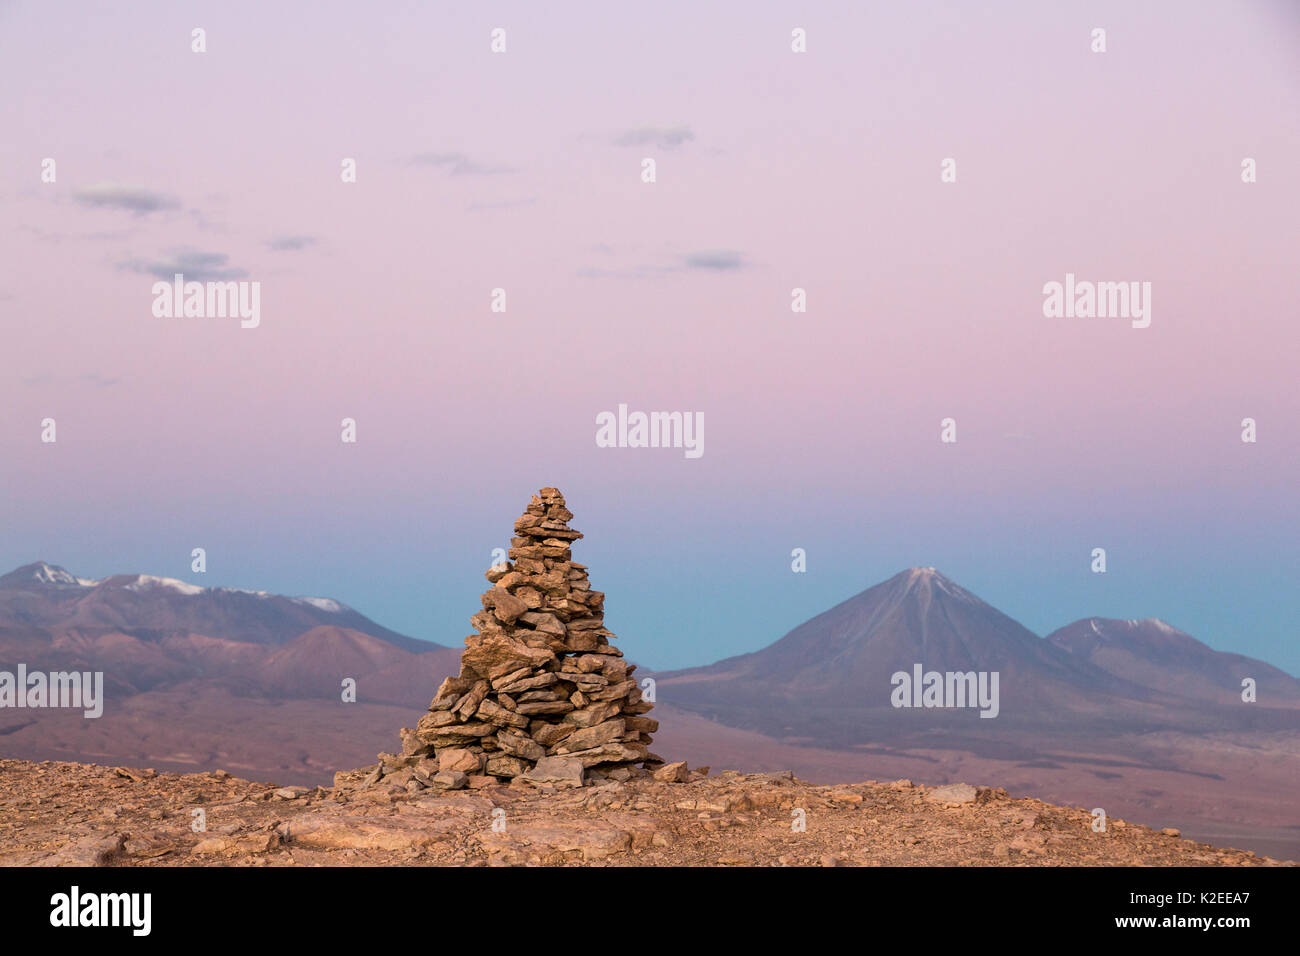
[345,488,659,792]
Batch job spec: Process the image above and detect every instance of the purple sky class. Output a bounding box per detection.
[2,1,1298,672]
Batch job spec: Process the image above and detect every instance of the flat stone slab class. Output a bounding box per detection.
[475,814,664,862]
[518,756,585,789]
[923,783,999,805]
[31,833,124,867]
[278,812,461,851]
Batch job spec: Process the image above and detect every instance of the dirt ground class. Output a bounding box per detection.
[0,759,1289,867]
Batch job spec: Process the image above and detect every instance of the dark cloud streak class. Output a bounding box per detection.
[267,235,317,251]
[73,184,180,215]
[119,249,247,282]
[683,250,745,271]
[411,152,514,175]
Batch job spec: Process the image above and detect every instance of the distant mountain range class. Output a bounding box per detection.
[2,560,1297,858]
[1046,616,1300,707]
[655,567,1299,748]
[3,560,1294,722]
[0,561,430,650]
[0,561,453,702]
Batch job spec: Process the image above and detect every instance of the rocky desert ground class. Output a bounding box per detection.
[0,758,1290,867]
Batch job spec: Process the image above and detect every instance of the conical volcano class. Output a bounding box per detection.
[362,488,657,790]
[656,567,1161,745]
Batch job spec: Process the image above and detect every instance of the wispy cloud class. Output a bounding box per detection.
[684,250,745,271]
[613,126,695,150]
[81,372,122,389]
[73,183,180,215]
[579,245,747,279]
[267,235,317,251]
[119,248,247,282]
[411,152,514,176]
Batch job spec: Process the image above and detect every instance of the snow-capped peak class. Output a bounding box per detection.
[124,574,206,596]
[27,563,98,587]
[902,566,981,603]
[1082,617,1185,641]
[3,563,351,613]
[293,596,344,613]
[208,587,345,612]
[1128,617,1180,635]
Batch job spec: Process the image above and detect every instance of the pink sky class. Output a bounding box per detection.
[2,1,1298,670]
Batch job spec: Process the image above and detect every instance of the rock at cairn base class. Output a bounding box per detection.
[342,488,660,793]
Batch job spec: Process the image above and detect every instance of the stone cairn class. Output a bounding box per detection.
[342,488,659,793]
